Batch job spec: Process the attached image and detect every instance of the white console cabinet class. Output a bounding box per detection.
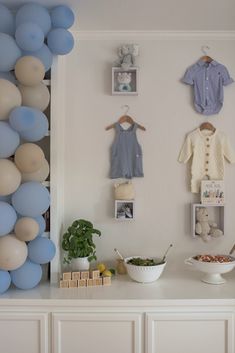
[1,270,235,353]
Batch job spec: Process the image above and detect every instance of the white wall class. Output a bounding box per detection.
[62,33,235,264]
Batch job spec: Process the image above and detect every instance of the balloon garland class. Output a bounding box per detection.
[0,3,74,294]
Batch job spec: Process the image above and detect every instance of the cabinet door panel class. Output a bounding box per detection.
[0,312,48,353]
[53,313,142,353]
[146,312,234,353]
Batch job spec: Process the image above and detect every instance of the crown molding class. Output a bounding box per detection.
[72,30,235,40]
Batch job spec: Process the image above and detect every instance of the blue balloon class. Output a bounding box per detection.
[28,237,55,264]
[15,23,44,52]
[16,4,51,36]
[0,121,20,158]
[47,28,74,55]
[34,215,46,236]
[0,4,15,36]
[0,71,17,84]
[22,44,53,72]
[12,182,50,217]
[9,106,48,141]
[0,202,17,236]
[51,5,75,29]
[9,106,36,132]
[10,259,42,290]
[0,270,11,294]
[0,33,21,72]
[20,112,49,142]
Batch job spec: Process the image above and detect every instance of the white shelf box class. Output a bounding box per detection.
[115,200,135,221]
[112,67,139,95]
[191,203,225,238]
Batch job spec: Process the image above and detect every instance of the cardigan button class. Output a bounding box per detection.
[207,144,210,147]
[206,138,210,141]
[205,168,209,172]
[206,161,209,164]
[206,153,209,156]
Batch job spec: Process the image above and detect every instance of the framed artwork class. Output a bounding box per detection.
[115,200,135,220]
[201,180,225,205]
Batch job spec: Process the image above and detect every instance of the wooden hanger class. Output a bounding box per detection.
[201,46,213,63]
[200,122,216,132]
[105,105,146,131]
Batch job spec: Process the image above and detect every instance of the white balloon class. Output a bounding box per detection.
[0,234,28,270]
[0,79,22,120]
[0,159,21,196]
[14,143,45,173]
[15,56,45,86]
[18,83,50,112]
[21,158,49,182]
[15,217,39,241]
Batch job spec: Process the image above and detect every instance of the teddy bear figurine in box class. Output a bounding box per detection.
[195,207,223,242]
[117,72,132,92]
[116,44,139,70]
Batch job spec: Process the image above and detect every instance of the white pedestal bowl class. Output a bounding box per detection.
[185,255,235,285]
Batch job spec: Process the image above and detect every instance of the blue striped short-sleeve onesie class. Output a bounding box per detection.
[110,123,144,179]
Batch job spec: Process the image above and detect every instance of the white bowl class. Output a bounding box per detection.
[124,256,166,283]
[185,255,235,284]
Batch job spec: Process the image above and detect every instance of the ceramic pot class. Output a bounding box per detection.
[72,257,90,271]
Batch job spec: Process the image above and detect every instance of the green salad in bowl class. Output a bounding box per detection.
[127,257,163,266]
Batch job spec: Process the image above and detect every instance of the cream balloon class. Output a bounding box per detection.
[14,143,45,173]
[0,234,27,270]
[15,217,39,241]
[15,56,45,86]
[0,79,22,120]
[18,82,50,112]
[0,159,21,196]
[21,158,49,182]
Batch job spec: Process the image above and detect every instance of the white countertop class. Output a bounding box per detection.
[1,261,235,307]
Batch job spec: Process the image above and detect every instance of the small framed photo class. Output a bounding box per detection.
[201,180,225,205]
[115,200,135,220]
[112,67,138,95]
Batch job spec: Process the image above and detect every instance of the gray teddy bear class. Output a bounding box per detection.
[115,44,139,70]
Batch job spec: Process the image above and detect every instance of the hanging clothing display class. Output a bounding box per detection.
[110,123,144,179]
[182,60,234,115]
[178,128,235,193]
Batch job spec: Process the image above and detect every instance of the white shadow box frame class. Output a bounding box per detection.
[115,200,135,221]
[112,67,139,95]
[191,203,225,238]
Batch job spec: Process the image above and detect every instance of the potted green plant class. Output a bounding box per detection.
[62,219,101,270]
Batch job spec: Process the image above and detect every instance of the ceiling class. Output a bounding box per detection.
[3,0,235,31]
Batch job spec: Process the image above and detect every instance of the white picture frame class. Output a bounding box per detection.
[112,67,139,95]
[201,180,225,205]
[115,200,135,221]
[191,203,225,238]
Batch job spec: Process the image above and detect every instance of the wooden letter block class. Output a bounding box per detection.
[102,277,111,286]
[91,270,100,279]
[87,279,95,287]
[72,272,80,280]
[94,278,102,286]
[63,272,72,281]
[69,280,78,288]
[80,271,89,280]
[60,280,69,288]
[78,279,86,287]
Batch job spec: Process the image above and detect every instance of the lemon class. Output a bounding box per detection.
[102,270,112,277]
[97,263,106,273]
